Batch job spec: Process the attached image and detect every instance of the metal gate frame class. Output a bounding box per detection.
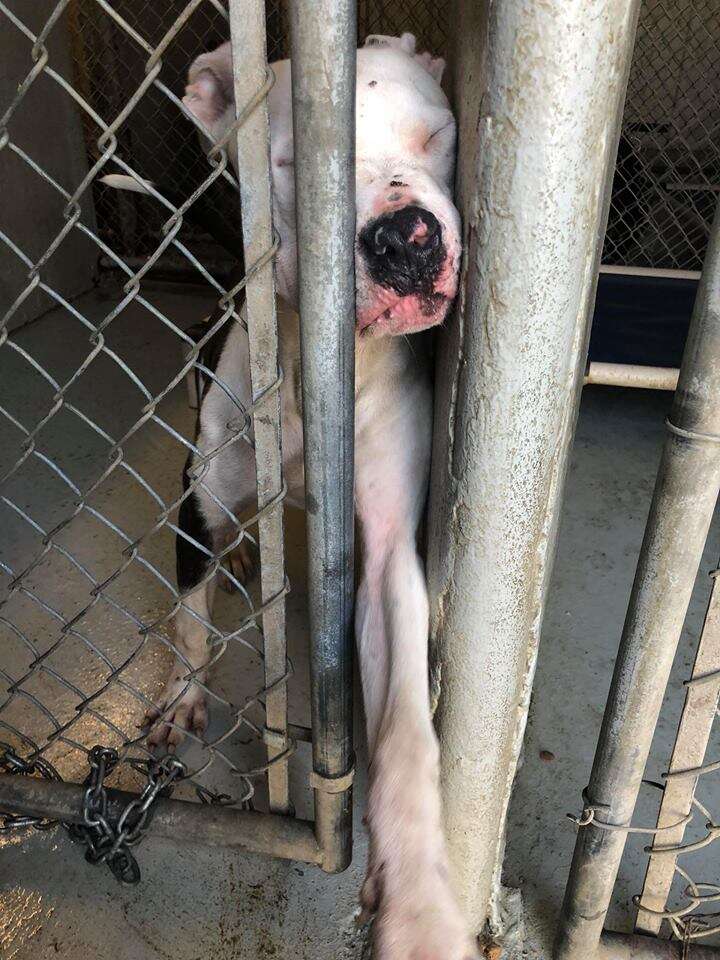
[555,196,720,959]
[0,0,355,874]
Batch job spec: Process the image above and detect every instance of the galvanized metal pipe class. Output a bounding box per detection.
[427,0,640,932]
[555,197,720,960]
[599,265,702,282]
[0,774,322,864]
[584,362,679,391]
[288,0,356,873]
[229,0,289,815]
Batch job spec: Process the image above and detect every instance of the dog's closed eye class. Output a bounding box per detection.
[424,121,454,150]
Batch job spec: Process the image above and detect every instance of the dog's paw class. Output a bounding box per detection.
[217,537,257,593]
[144,670,208,750]
[357,865,381,925]
[374,893,479,960]
[366,855,479,960]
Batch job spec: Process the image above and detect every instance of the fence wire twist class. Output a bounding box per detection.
[0,0,290,811]
[569,562,720,943]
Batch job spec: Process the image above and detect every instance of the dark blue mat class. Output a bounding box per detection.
[589,273,697,368]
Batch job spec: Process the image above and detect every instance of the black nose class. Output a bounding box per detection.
[359,205,445,296]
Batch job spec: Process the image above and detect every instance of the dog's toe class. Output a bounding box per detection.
[144,675,208,749]
[218,538,257,592]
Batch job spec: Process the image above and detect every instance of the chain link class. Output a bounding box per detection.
[1,742,185,884]
[0,740,63,832]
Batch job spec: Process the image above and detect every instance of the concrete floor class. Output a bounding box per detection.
[2,286,720,959]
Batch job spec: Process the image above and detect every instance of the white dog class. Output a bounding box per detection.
[112,32,475,960]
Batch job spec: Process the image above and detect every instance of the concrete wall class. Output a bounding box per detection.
[0,1,97,330]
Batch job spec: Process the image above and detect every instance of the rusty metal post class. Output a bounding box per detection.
[427,0,641,933]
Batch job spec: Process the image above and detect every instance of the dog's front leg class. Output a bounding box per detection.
[145,478,217,749]
[355,385,477,960]
[360,537,476,960]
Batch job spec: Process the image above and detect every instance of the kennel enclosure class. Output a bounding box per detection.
[2,1,720,958]
[0,0,356,876]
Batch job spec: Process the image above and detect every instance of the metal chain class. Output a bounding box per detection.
[65,746,185,884]
[0,743,185,884]
[0,740,63,831]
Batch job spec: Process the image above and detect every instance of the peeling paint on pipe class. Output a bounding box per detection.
[426,0,641,935]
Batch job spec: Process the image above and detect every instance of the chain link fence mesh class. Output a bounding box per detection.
[0,0,290,817]
[0,0,450,842]
[67,0,719,274]
[69,0,449,268]
[569,558,720,945]
[603,0,720,270]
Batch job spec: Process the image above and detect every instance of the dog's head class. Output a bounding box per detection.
[183,33,460,337]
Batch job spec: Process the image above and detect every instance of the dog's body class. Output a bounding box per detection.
[120,32,474,959]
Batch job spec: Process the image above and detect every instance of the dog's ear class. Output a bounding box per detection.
[364,32,417,53]
[363,33,445,84]
[183,41,234,129]
[414,50,445,84]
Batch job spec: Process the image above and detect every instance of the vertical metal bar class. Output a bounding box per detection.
[288,0,356,874]
[636,558,720,934]
[556,197,720,960]
[228,0,289,815]
[427,0,640,933]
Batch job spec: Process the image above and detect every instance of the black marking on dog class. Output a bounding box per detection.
[177,452,214,592]
[184,266,247,406]
[359,205,446,297]
[389,179,407,187]
[177,268,248,593]
[368,80,377,87]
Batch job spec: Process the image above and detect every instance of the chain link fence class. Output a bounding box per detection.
[0,0,321,875]
[67,0,449,273]
[567,556,720,946]
[603,0,720,271]
[0,0,445,881]
[2,0,719,896]
[65,0,719,276]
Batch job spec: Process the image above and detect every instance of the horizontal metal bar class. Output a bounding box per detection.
[0,774,322,864]
[598,931,720,959]
[584,362,679,391]
[599,265,701,281]
[288,723,313,743]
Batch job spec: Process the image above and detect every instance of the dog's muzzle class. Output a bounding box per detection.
[359,205,446,298]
